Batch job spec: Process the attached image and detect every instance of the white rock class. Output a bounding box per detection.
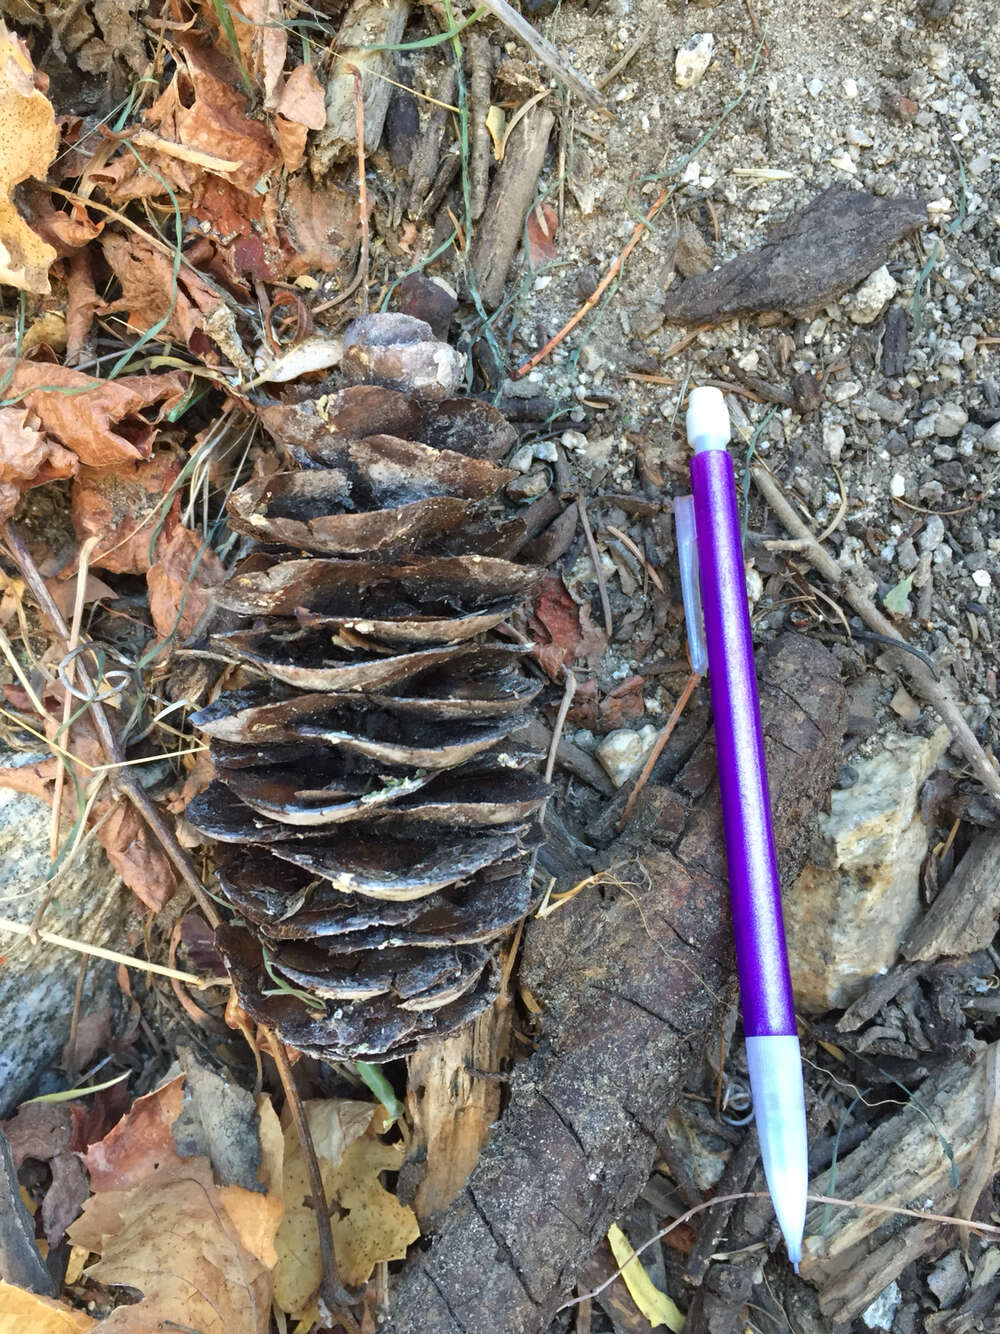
[785,727,950,1011]
[848,265,898,324]
[890,472,906,498]
[807,77,823,98]
[934,403,968,437]
[823,422,846,461]
[829,151,857,174]
[971,568,992,589]
[981,423,1000,453]
[675,32,715,89]
[560,430,588,453]
[595,727,657,788]
[508,444,536,473]
[861,1282,902,1331]
[842,77,859,98]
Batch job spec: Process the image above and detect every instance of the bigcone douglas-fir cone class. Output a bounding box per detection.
[186,313,549,1060]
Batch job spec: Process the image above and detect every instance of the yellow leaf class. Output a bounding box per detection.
[0,22,59,293]
[0,1280,95,1332]
[273,1099,376,1316]
[607,1223,685,1331]
[64,1245,90,1286]
[485,104,506,160]
[328,1130,420,1288]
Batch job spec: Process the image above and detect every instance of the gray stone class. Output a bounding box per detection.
[868,391,905,424]
[980,422,1000,453]
[919,513,946,552]
[0,781,127,1115]
[785,726,950,1011]
[934,402,968,437]
[861,1282,902,1331]
[927,1250,968,1309]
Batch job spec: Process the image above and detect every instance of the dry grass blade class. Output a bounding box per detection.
[0,914,212,985]
[618,671,700,832]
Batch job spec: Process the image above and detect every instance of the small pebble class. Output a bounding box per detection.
[506,470,549,503]
[848,266,898,324]
[675,32,715,89]
[890,472,906,498]
[835,764,859,789]
[919,513,946,553]
[971,569,992,589]
[595,727,656,788]
[868,391,905,424]
[508,443,536,473]
[980,423,1000,453]
[807,77,824,98]
[842,77,859,98]
[934,403,968,437]
[823,422,846,461]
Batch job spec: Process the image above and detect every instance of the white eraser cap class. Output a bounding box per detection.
[686,386,731,453]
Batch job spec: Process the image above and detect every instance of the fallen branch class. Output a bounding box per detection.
[751,465,1000,800]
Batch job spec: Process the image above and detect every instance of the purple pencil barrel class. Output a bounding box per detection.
[689,448,797,1039]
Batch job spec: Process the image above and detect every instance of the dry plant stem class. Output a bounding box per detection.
[515,179,673,377]
[476,0,605,110]
[268,1031,354,1313]
[0,915,208,984]
[618,671,700,832]
[545,668,577,784]
[2,522,224,928]
[596,23,652,91]
[313,65,370,316]
[750,467,1000,800]
[577,495,613,637]
[561,1191,1000,1312]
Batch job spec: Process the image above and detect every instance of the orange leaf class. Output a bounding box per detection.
[0,361,189,468]
[83,1075,185,1192]
[146,524,226,642]
[97,801,178,912]
[0,1281,95,1331]
[0,405,76,522]
[71,452,182,575]
[0,22,60,294]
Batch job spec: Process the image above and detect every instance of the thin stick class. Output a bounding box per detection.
[559,1190,1000,1312]
[50,536,100,864]
[269,1032,353,1312]
[751,467,1000,800]
[545,668,577,784]
[577,494,613,638]
[0,915,210,985]
[2,522,224,927]
[515,180,674,378]
[313,64,369,317]
[618,671,700,832]
[476,0,605,110]
[596,23,652,91]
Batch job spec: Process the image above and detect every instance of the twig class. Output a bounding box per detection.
[604,524,664,592]
[476,0,605,110]
[2,522,225,927]
[751,467,1000,799]
[0,915,211,985]
[313,64,370,317]
[596,23,652,91]
[545,668,577,784]
[514,179,675,377]
[577,494,613,639]
[617,671,700,832]
[269,1032,354,1312]
[559,1190,1000,1312]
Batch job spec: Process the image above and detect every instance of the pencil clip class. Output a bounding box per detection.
[673,495,707,676]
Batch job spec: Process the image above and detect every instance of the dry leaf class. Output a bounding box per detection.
[328,1126,421,1288]
[101,231,223,353]
[222,0,287,109]
[282,176,359,277]
[0,361,189,468]
[97,801,178,912]
[84,1076,185,1192]
[146,523,226,641]
[85,1176,271,1334]
[526,202,559,268]
[275,64,326,130]
[217,1096,285,1268]
[0,22,59,293]
[273,1099,375,1316]
[0,1281,95,1332]
[22,310,67,354]
[273,116,309,173]
[65,251,101,364]
[71,453,183,575]
[0,405,77,522]
[95,35,280,203]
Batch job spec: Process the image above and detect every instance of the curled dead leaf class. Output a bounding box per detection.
[146,524,227,641]
[71,452,183,575]
[0,405,77,522]
[0,22,59,293]
[0,361,189,467]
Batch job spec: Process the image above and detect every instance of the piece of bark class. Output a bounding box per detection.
[801,1039,1000,1321]
[406,987,514,1229]
[466,34,493,221]
[468,105,556,309]
[385,634,846,1333]
[310,0,410,176]
[835,960,924,1032]
[408,67,457,218]
[882,303,909,376]
[662,188,927,327]
[0,1125,55,1294]
[683,1130,760,1287]
[902,833,1000,962]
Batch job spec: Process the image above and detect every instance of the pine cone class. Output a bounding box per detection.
[186,315,548,1060]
